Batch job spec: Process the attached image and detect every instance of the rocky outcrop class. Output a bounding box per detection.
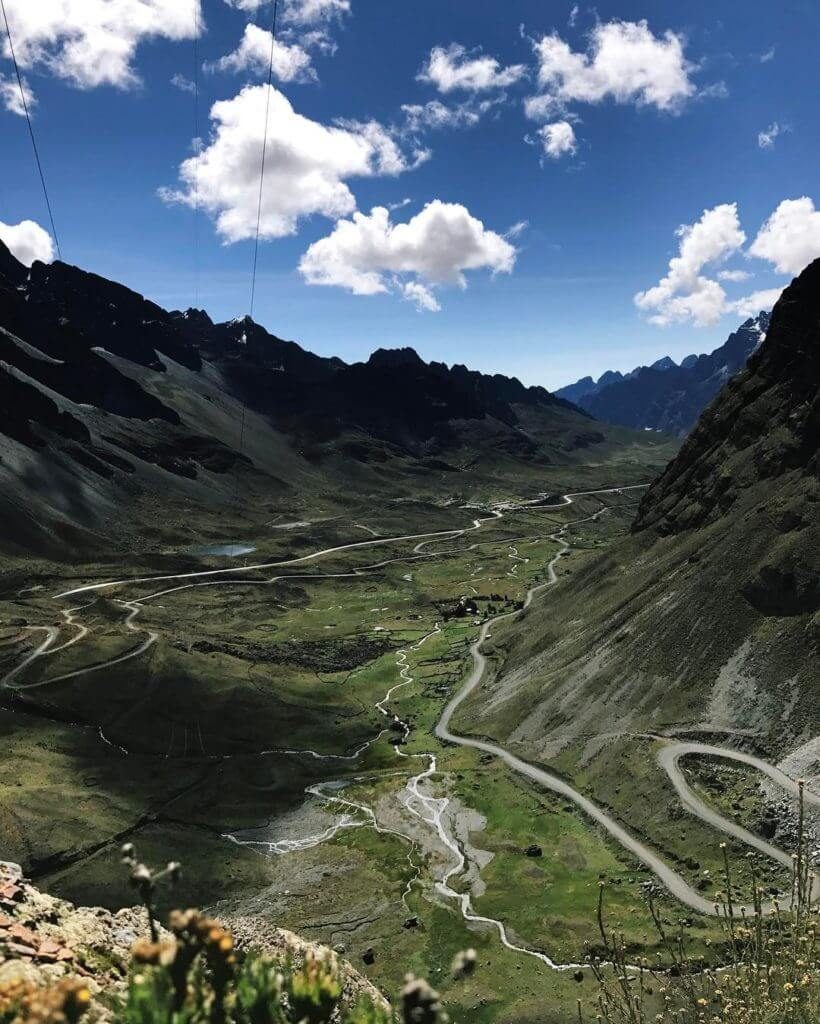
[0,862,387,1019]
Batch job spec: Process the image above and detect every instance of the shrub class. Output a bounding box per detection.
[584,783,818,1024]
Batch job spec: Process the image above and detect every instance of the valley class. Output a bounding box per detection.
[1,474,811,1023]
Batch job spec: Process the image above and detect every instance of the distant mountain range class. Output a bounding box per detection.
[555,312,770,436]
[0,240,673,557]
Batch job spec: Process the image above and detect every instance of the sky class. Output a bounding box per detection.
[2,0,819,391]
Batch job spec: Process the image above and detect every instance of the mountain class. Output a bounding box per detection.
[0,242,675,557]
[555,313,770,436]
[457,260,817,777]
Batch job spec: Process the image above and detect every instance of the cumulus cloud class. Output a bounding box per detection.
[634,203,745,326]
[207,24,315,81]
[299,201,517,310]
[532,19,696,112]
[748,197,820,275]
[635,197,820,327]
[0,219,55,266]
[0,0,201,90]
[538,120,577,159]
[757,121,786,149]
[0,73,34,115]
[728,287,784,319]
[161,84,419,242]
[418,43,527,94]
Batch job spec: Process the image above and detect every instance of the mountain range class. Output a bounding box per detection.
[0,240,673,558]
[555,312,770,436]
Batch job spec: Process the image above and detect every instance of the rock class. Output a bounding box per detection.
[0,872,388,1020]
[524,844,542,858]
[403,916,419,929]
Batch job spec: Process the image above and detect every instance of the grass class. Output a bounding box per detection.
[3,475,807,1024]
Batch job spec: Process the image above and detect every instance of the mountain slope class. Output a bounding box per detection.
[0,242,676,557]
[458,262,818,768]
[556,313,770,436]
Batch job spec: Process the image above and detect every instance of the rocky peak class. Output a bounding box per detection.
[366,346,425,369]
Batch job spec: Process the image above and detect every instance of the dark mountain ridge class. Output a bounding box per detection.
[0,241,672,556]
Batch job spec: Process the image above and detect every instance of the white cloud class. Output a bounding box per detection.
[523,93,562,121]
[506,220,529,239]
[568,5,580,28]
[757,121,786,149]
[635,197,820,328]
[281,0,350,24]
[759,46,776,63]
[728,287,784,319]
[538,120,577,159]
[401,280,441,312]
[400,97,502,134]
[227,0,350,23]
[418,43,527,94]
[0,72,34,115]
[161,84,418,243]
[401,100,480,132]
[533,19,696,112]
[1,0,201,90]
[634,203,745,326]
[748,197,820,275]
[299,201,517,310]
[170,73,196,94]
[207,24,315,82]
[0,219,55,266]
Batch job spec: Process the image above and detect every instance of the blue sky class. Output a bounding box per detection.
[2,0,819,390]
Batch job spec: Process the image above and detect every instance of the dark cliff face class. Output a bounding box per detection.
[634,260,819,538]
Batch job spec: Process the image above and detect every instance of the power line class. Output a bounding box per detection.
[236,0,280,495]
[249,0,279,319]
[193,0,201,308]
[1,0,62,260]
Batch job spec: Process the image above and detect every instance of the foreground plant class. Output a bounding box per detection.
[3,880,474,1024]
[584,784,818,1024]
